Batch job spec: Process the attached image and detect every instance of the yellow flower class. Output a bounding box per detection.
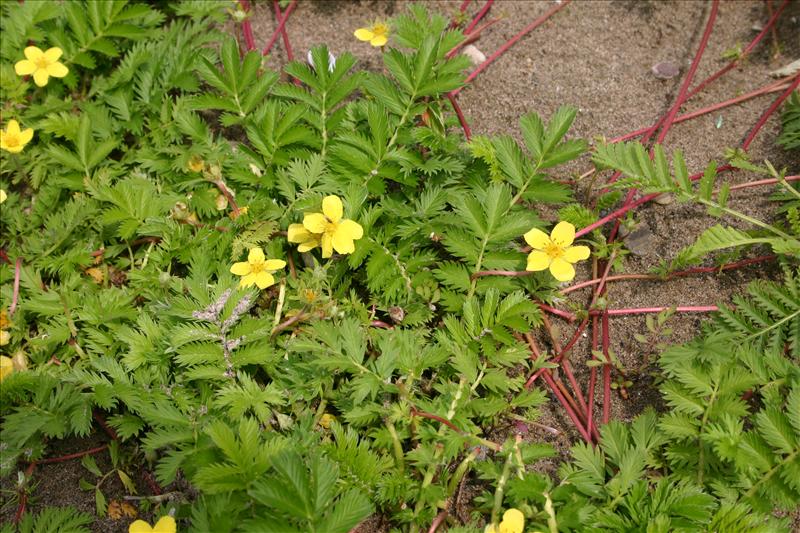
[0,190,6,203]
[129,516,176,533]
[14,46,69,87]
[0,356,12,382]
[1,120,34,153]
[287,223,322,253]
[523,221,590,282]
[302,196,363,258]
[319,413,336,428]
[230,247,285,289]
[354,22,389,47]
[485,508,525,533]
[0,330,9,346]
[187,156,205,173]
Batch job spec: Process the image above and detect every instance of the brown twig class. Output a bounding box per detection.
[37,445,108,464]
[9,258,21,316]
[271,311,309,338]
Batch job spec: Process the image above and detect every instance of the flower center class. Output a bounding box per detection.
[544,242,563,260]
[5,136,19,148]
[324,218,340,234]
[372,23,388,36]
[35,57,50,69]
[249,261,265,274]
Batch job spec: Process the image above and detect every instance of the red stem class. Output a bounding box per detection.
[541,370,592,443]
[37,445,107,464]
[538,303,576,322]
[93,411,119,441]
[9,257,21,316]
[742,75,800,151]
[261,0,297,56]
[587,312,599,438]
[463,0,494,35]
[451,0,571,97]
[14,462,37,523]
[601,312,611,424]
[237,0,256,51]
[447,92,472,140]
[729,175,800,191]
[411,408,463,434]
[609,78,790,144]
[600,305,718,316]
[428,511,449,533]
[273,0,295,62]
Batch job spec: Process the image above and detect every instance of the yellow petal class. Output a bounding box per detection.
[23,46,43,62]
[263,259,286,271]
[128,519,154,533]
[254,271,275,289]
[19,128,33,146]
[322,195,343,223]
[6,120,21,136]
[32,69,50,87]
[337,219,363,241]
[332,233,355,255]
[15,59,36,76]
[288,223,313,243]
[0,190,7,204]
[370,34,388,47]
[549,257,575,282]
[526,250,550,271]
[152,516,176,533]
[230,261,251,276]
[501,509,524,533]
[321,233,334,258]
[303,212,327,234]
[248,247,265,265]
[43,47,63,63]
[523,227,550,250]
[46,61,69,78]
[0,356,13,383]
[240,273,258,288]
[550,221,575,247]
[563,245,590,263]
[297,239,319,252]
[354,28,375,42]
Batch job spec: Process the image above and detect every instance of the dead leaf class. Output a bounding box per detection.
[107,500,137,520]
[85,267,105,284]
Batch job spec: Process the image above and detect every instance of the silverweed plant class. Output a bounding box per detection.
[0,1,799,532]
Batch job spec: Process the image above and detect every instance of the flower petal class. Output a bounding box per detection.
[297,239,319,252]
[32,69,49,87]
[332,233,355,255]
[14,59,36,76]
[0,190,7,204]
[248,247,265,264]
[370,34,388,47]
[18,128,33,146]
[288,223,313,243]
[43,47,63,63]
[263,259,286,271]
[526,250,551,272]
[46,61,68,78]
[128,520,155,533]
[563,245,590,263]
[254,271,275,289]
[230,261,251,276]
[338,219,363,241]
[549,257,575,282]
[322,195,343,223]
[6,120,21,136]
[240,273,258,288]
[303,212,327,234]
[23,46,43,62]
[0,356,13,382]
[550,221,575,247]
[321,233,334,258]
[354,28,375,42]
[152,516,177,533]
[523,228,550,250]
[501,509,524,533]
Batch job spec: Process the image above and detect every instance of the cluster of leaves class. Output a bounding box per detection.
[1,2,799,532]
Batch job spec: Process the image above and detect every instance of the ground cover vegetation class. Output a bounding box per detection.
[0,0,798,531]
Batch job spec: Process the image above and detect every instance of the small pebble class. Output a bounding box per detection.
[462,44,486,66]
[653,193,674,205]
[651,61,680,79]
[624,224,656,256]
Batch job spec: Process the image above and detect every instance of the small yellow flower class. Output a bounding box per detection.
[354,22,389,47]
[0,356,13,382]
[319,413,336,428]
[302,196,363,258]
[187,156,205,173]
[0,190,7,203]
[1,120,34,153]
[485,508,525,533]
[230,247,286,289]
[14,46,69,87]
[523,221,590,282]
[287,223,322,253]
[1,330,10,346]
[129,516,176,533]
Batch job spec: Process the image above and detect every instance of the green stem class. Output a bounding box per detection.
[490,439,518,527]
[697,198,794,240]
[386,419,405,474]
[745,308,800,342]
[697,384,719,485]
[744,449,799,498]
